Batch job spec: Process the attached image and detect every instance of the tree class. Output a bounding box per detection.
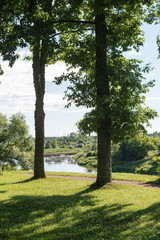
[0,113,34,172]
[51,139,57,148]
[0,0,69,178]
[112,136,156,162]
[4,0,93,178]
[45,140,52,149]
[0,0,47,178]
[45,139,57,149]
[0,1,22,80]
[153,156,160,176]
[55,0,157,186]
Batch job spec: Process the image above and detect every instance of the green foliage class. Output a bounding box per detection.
[74,57,157,141]
[147,131,160,138]
[45,141,52,149]
[153,156,160,176]
[56,3,158,142]
[73,151,97,170]
[86,151,97,157]
[45,139,57,149]
[44,134,97,153]
[77,143,83,148]
[78,139,84,144]
[112,157,158,175]
[74,147,158,175]
[83,144,92,152]
[0,1,21,67]
[1,163,17,171]
[112,136,156,162]
[0,113,34,170]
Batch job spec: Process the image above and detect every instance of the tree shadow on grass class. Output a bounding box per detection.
[0,190,7,193]
[0,177,36,186]
[0,185,159,240]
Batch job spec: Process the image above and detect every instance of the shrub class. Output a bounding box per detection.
[83,144,92,153]
[1,163,17,171]
[153,156,160,176]
[77,144,83,148]
[86,151,92,157]
[86,151,97,158]
[78,139,84,144]
[112,136,156,162]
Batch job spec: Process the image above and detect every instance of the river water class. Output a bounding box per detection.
[44,154,95,174]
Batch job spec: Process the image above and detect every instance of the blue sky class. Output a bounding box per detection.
[0,22,160,137]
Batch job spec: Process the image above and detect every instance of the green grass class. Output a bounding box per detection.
[112,158,158,175]
[44,147,80,155]
[0,172,159,240]
[19,170,159,183]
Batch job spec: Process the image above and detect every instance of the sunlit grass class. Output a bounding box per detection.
[19,170,159,183]
[0,172,159,239]
[44,147,80,155]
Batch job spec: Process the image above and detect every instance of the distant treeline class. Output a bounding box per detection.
[44,132,97,150]
[147,131,160,138]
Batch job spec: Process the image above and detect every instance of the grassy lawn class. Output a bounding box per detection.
[44,148,80,155]
[20,170,159,183]
[0,172,160,240]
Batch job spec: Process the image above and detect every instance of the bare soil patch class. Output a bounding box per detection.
[18,173,160,189]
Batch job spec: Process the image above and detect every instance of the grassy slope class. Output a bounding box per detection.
[44,147,80,156]
[74,151,159,175]
[0,172,160,240]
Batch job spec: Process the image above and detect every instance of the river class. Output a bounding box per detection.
[44,154,95,174]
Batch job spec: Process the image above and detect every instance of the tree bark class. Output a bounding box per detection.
[95,2,112,187]
[33,42,46,179]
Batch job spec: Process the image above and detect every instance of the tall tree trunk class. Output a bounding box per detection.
[95,2,112,187]
[33,42,46,179]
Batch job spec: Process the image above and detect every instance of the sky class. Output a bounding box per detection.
[0,22,160,137]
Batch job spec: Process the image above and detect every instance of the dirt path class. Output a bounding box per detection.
[19,173,160,189]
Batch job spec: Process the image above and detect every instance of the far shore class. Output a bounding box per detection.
[44,152,76,157]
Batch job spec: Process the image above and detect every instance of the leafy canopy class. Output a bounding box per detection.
[55,0,157,142]
[0,113,34,170]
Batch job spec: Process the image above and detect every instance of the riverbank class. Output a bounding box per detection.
[44,147,80,157]
[73,150,159,175]
[44,147,159,175]
[44,152,76,157]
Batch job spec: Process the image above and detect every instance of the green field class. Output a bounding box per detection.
[0,172,159,240]
[44,147,80,155]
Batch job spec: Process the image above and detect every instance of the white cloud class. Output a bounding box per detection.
[146,97,160,101]
[0,58,73,116]
[144,44,149,48]
[67,108,89,114]
[18,49,32,60]
[127,49,142,56]
[45,62,80,82]
[0,60,34,115]
[45,62,68,82]
[147,126,160,133]
[44,93,67,111]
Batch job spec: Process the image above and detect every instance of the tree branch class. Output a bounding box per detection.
[49,28,92,39]
[52,20,95,25]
